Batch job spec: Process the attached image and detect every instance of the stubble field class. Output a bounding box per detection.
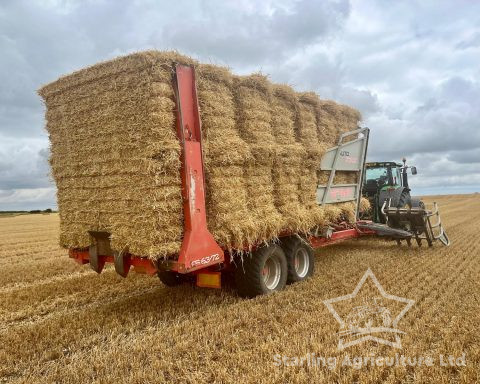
[0,194,479,383]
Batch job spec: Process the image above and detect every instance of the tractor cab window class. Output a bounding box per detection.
[366,167,389,186]
[393,167,401,186]
[365,166,401,187]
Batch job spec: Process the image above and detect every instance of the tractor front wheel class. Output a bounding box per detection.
[411,197,425,209]
[389,190,413,230]
[397,190,412,208]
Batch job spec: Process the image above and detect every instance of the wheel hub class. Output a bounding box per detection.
[294,248,309,278]
[263,255,281,290]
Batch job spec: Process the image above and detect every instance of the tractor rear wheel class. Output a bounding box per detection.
[281,237,315,284]
[235,244,288,298]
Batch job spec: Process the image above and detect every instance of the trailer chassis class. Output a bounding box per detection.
[69,225,376,287]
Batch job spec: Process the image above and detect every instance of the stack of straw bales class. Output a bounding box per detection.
[39,51,367,259]
[195,65,255,248]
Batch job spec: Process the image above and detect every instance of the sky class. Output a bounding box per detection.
[0,0,479,210]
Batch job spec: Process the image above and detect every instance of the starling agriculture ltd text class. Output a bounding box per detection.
[273,353,467,370]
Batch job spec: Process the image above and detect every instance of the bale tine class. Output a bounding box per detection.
[89,244,105,274]
[114,250,130,278]
[416,236,422,247]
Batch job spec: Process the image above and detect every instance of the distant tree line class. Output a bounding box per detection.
[0,209,57,215]
[29,208,55,214]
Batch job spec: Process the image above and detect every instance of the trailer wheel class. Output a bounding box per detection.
[282,237,314,283]
[158,270,185,287]
[235,244,287,298]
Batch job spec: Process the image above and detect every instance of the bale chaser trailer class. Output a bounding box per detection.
[69,64,448,298]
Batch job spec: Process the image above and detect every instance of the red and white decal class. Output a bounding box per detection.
[190,253,221,268]
[330,188,354,200]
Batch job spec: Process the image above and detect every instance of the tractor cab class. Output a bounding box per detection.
[364,160,417,195]
[364,161,403,194]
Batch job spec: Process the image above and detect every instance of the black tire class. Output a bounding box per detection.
[397,191,412,208]
[411,197,425,209]
[235,244,288,298]
[388,191,413,229]
[281,237,315,284]
[158,270,185,287]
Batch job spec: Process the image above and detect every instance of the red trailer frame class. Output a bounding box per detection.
[69,64,376,288]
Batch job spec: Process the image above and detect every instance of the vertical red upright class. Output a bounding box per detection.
[173,64,224,272]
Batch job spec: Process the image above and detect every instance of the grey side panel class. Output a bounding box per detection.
[320,138,366,171]
[316,127,370,211]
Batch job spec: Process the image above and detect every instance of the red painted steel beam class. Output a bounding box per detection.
[173,64,224,273]
[69,221,377,276]
[309,228,362,248]
[69,249,90,265]
[69,250,157,276]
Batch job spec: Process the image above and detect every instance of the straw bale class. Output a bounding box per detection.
[232,75,283,240]
[297,92,325,161]
[359,197,371,214]
[195,66,255,248]
[334,171,358,185]
[40,52,186,258]
[39,51,362,259]
[269,86,314,232]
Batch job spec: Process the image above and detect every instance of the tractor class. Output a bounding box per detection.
[360,158,450,246]
[362,158,422,223]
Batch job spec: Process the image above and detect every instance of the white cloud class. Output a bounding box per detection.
[0,188,56,210]
[0,0,479,209]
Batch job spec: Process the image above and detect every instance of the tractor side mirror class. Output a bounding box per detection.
[411,166,417,175]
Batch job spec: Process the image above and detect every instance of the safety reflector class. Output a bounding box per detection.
[196,272,221,289]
